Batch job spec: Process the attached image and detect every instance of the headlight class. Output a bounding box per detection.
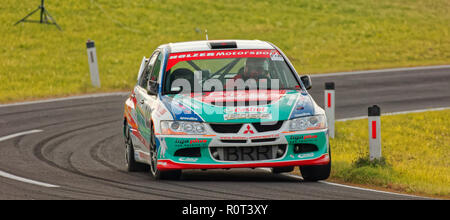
[289,115,327,131]
[161,121,206,135]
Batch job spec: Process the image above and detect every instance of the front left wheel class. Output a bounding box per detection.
[149,125,181,180]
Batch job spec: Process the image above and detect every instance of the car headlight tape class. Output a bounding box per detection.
[195,124,205,133]
[161,121,206,135]
[289,115,326,131]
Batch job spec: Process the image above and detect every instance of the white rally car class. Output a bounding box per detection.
[123,40,330,180]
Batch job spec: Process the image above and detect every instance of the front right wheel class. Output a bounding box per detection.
[299,147,331,181]
[125,123,149,172]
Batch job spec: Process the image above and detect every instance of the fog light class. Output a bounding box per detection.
[294,145,301,153]
[276,145,287,158]
[276,149,284,157]
[210,148,220,160]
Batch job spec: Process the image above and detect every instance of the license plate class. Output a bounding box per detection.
[222,146,273,161]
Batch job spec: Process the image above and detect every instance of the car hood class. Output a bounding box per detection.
[161,90,316,123]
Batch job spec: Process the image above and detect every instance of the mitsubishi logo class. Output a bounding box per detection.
[243,125,254,134]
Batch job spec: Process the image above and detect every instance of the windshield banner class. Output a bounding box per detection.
[166,49,282,70]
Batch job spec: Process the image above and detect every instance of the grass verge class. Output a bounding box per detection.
[1,0,450,103]
[317,110,450,199]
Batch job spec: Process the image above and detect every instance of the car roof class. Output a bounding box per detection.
[160,40,275,53]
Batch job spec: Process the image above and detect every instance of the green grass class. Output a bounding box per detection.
[1,0,449,103]
[326,110,450,198]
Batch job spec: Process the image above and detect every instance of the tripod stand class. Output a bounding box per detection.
[14,0,62,30]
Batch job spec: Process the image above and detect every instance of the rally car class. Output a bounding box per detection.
[123,40,331,180]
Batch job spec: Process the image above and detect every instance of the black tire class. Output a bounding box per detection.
[272,166,294,174]
[299,147,331,181]
[149,125,181,180]
[124,123,149,172]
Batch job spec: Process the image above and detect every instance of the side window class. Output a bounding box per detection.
[138,52,159,88]
[149,53,163,82]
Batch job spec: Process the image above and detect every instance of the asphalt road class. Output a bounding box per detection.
[0,66,448,200]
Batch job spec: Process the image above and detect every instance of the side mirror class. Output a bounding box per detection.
[147,81,158,96]
[300,75,312,90]
[137,56,149,81]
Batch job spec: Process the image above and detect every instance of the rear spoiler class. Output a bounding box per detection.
[208,41,237,49]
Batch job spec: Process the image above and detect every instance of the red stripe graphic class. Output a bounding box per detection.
[327,93,331,108]
[372,121,377,139]
[166,49,280,70]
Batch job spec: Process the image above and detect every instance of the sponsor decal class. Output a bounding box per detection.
[160,96,203,122]
[291,112,311,118]
[220,136,247,140]
[157,161,168,166]
[189,139,208,144]
[139,152,150,161]
[220,134,279,140]
[224,106,268,114]
[167,49,281,70]
[179,157,199,162]
[155,104,168,117]
[224,113,272,120]
[270,51,284,61]
[175,138,207,145]
[158,137,168,158]
[168,138,211,148]
[289,95,315,119]
[298,153,315,159]
[179,116,200,121]
[287,134,318,144]
[303,135,318,140]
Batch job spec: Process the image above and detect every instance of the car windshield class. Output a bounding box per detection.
[163,49,301,94]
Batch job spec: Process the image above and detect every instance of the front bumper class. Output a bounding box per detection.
[155,128,330,171]
[157,154,329,171]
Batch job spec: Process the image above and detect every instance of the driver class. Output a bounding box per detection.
[224,57,270,90]
[235,57,269,81]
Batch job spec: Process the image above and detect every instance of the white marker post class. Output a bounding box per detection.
[325,82,335,138]
[86,40,101,88]
[368,105,381,161]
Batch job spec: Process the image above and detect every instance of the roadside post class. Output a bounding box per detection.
[86,40,101,88]
[368,105,381,161]
[325,82,335,138]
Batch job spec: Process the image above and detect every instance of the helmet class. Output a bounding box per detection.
[244,58,268,79]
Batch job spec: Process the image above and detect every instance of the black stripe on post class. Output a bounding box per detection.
[325,82,335,90]
[368,105,381,116]
[86,41,95,48]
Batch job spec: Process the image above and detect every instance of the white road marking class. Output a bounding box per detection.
[0,92,129,108]
[0,170,59,188]
[265,169,431,199]
[0,130,60,188]
[310,65,450,78]
[337,106,450,122]
[318,181,429,199]
[0,129,43,142]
